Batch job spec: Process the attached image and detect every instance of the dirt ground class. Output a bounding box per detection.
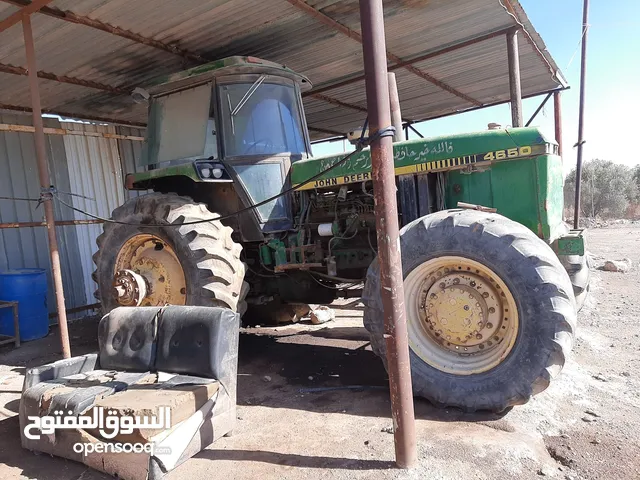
[0,225,639,480]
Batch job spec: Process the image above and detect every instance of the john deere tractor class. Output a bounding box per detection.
[93,56,588,412]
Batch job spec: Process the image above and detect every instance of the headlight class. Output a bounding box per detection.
[197,162,226,180]
[200,165,212,178]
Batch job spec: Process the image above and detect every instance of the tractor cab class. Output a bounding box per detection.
[135,56,313,239]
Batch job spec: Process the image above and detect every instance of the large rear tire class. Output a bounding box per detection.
[363,209,577,412]
[92,193,248,314]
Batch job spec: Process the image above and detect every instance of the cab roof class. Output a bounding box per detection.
[147,56,312,96]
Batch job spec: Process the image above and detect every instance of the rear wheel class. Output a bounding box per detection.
[92,193,248,314]
[363,209,577,412]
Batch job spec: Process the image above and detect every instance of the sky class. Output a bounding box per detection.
[313,0,640,174]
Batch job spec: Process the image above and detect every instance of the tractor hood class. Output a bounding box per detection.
[291,127,556,190]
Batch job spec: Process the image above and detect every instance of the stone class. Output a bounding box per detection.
[310,306,335,325]
[581,416,596,423]
[603,260,631,273]
[538,465,557,477]
[381,426,394,434]
[585,409,600,418]
[262,375,272,382]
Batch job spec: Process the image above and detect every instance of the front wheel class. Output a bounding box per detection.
[363,209,577,412]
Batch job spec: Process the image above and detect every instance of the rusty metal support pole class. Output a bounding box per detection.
[388,73,403,143]
[22,15,71,359]
[506,28,523,127]
[554,91,563,159]
[359,0,416,469]
[574,0,590,229]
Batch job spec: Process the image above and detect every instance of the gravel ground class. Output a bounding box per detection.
[0,225,638,480]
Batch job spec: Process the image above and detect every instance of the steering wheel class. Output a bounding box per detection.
[243,138,276,155]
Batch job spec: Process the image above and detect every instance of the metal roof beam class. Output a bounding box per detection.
[2,0,372,124]
[0,102,146,127]
[308,125,344,136]
[306,27,512,97]
[0,0,52,32]
[284,0,482,106]
[0,59,368,117]
[0,62,131,94]
[311,93,367,113]
[2,0,207,63]
[407,86,568,125]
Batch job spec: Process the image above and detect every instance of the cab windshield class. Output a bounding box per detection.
[219,80,307,157]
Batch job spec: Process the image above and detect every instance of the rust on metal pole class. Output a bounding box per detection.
[574,0,589,229]
[388,73,403,143]
[21,14,71,359]
[506,28,523,127]
[554,90,563,159]
[359,0,416,469]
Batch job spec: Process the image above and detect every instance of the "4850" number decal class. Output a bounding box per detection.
[483,146,532,161]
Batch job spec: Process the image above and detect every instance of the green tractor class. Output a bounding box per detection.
[93,56,588,412]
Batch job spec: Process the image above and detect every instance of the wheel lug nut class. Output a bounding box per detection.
[464,305,469,311]
[486,323,493,329]
[470,281,476,287]
[453,278,460,284]
[482,292,489,298]
[476,333,483,340]
[489,307,495,314]
[439,283,445,289]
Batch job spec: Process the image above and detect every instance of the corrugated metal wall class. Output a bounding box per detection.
[0,114,147,320]
[61,121,128,307]
[0,113,86,315]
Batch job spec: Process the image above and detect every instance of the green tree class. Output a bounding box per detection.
[633,165,640,196]
[564,160,638,218]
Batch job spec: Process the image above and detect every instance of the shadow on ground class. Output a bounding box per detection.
[195,448,396,470]
[235,329,509,423]
[0,416,110,480]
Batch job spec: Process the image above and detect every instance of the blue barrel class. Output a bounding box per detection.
[0,269,49,341]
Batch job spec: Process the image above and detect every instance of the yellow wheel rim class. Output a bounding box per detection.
[404,256,519,375]
[113,234,186,307]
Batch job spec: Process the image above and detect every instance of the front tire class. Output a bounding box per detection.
[92,193,248,314]
[363,209,577,412]
[559,253,590,311]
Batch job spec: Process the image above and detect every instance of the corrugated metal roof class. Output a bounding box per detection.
[0,0,565,140]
